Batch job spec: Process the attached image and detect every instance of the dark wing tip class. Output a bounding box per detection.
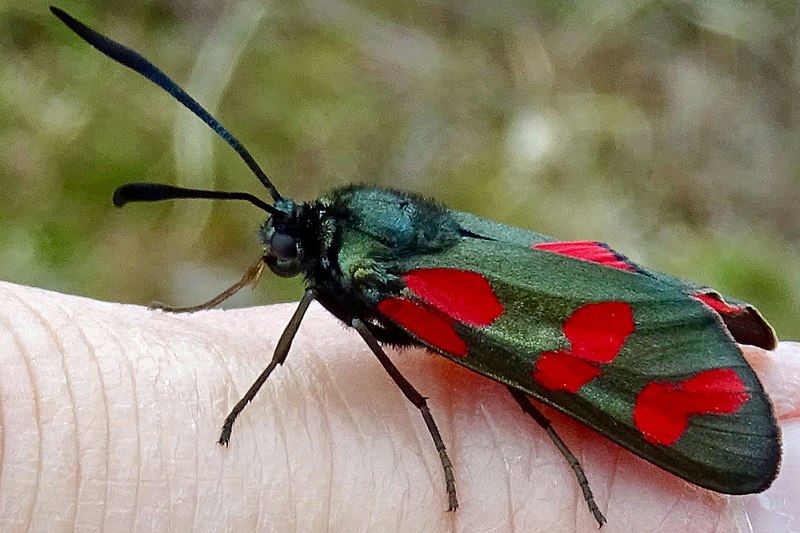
[724,306,778,350]
[695,292,778,350]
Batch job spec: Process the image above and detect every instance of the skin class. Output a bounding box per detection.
[0,280,797,532]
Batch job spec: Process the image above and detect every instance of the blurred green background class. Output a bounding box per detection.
[2,1,798,337]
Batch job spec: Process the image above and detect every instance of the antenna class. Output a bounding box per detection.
[50,6,283,203]
[113,182,278,214]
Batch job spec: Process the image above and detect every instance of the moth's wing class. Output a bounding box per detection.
[378,237,780,494]
[452,210,777,349]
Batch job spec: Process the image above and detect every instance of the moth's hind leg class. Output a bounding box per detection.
[507,387,607,527]
[352,318,458,511]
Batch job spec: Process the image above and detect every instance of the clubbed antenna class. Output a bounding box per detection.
[50,6,283,203]
[113,182,278,214]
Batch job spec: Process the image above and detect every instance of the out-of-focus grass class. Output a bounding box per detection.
[2,1,798,337]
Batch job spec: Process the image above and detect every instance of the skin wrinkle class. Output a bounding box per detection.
[312,352,335,533]
[315,350,376,524]
[226,337,264,533]
[106,327,142,532]
[249,374,266,533]
[605,444,621,521]
[0,309,40,531]
[64,308,111,533]
[188,309,296,527]
[264,376,298,532]
[152,333,185,533]
[398,463,412,533]
[94,311,140,531]
[210,334,255,529]
[313,344,346,531]
[188,362,200,533]
[287,355,319,530]
[649,493,680,533]
[385,404,412,531]
[198,320,240,527]
[292,362,316,531]
[245,348,262,521]
[148,334,172,531]
[512,406,578,531]
[12,293,81,531]
[382,372,419,526]
[478,402,516,532]
[710,506,722,533]
[391,351,444,526]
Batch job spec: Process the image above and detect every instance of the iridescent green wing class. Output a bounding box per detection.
[376,236,779,494]
[453,210,776,348]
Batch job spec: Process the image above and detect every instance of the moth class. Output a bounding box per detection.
[51,6,780,526]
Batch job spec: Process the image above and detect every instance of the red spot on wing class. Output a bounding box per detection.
[634,369,750,446]
[693,292,744,315]
[377,269,503,358]
[534,241,637,272]
[533,351,602,393]
[565,302,636,363]
[377,297,468,356]
[532,302,635,392]
[402,268,504,326]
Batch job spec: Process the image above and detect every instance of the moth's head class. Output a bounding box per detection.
[260,198,306,278]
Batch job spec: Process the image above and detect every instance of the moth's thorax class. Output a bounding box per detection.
[302,185,464,322]
[322,185,462,252]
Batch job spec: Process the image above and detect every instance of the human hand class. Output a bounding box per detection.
[0,281,796,532]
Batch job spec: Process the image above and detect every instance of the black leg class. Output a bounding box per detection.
[352,319,458,511]
[507,387,606,527]
[218,290,315,445]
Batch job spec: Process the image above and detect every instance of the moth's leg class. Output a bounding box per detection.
[352,319,458,511]
[218,290,315,445]
[507,387,606,527]
[153,255,266,313]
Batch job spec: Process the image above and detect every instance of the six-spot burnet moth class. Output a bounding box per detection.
[51,6,781,526]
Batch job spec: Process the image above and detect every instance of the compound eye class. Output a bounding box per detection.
[270,232,298,259]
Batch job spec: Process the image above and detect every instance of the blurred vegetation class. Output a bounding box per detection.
[1,1,798,338]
